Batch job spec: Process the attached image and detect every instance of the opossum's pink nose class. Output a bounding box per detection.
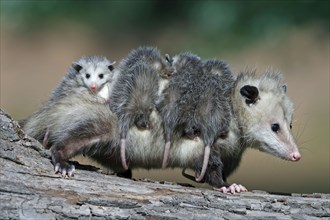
[290,152,301,161]
[90,85,97,92]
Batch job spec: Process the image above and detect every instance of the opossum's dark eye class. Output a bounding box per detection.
[290,123,292,130]
[271,123,280,133]
[98,74,104,79]
[85,73,91,79]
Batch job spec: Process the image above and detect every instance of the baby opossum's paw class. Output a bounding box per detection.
[54,162,75,177]
[214,183,248,194]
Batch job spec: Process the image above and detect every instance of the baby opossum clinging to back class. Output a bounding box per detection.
[23,56,117,176]
[110,46,173,170]
[159,54,234,183]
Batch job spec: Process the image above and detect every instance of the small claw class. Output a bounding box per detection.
[67,165,75,177]
[238,184,248,192]
[214,186,228,193]
[235,184,241,193]
[61,169,67,177]
[54,163,60,173]
[229,184,236,194]
[54,162,75,178]
[220,187,228,193]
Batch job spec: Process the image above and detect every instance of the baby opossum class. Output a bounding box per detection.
[22,56,117,176]
[23,56,116,147]
[159,55,234,183]
[158,52,203,169]
[110,46,173,170]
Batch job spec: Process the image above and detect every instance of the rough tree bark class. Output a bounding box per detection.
[0,108,329,220]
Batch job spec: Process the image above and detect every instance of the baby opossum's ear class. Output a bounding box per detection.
[108,61,116,71]
[72,63,83,73]
[165,54,173,65]
[240,85,259,105]
[281,85,287,93]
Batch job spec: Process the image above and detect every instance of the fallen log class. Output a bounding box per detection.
[0,109,329,219]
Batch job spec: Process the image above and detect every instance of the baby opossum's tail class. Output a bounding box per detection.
[23,104,54,148]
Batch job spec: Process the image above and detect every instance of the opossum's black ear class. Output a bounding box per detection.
[108,61,116,71]
[72,63,82,73]
[108,65,114,71]
[165,54,173,65]
[240,85,259,105]
[281,85,287,93]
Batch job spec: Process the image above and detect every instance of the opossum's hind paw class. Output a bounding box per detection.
[213,183,248,194]
[54,162,75,177]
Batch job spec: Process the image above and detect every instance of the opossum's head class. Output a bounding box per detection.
[128,46,174,79]
[182,121,201,140]
[233,70,301,162]
[150,53,175,79]
[72,56,115,93]
[133,110,152,130]
[203,59,232,77]
[129,102,154,130]
[170,52,203,75]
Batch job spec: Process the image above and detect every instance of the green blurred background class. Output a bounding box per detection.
[1,0,329,193]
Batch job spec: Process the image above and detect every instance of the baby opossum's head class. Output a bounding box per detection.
[170,52,202,75]
[203,59,232,77]
[126,97,154,130]
[72,56,115,93]
[126,46,174,79]
[233,70,301,162]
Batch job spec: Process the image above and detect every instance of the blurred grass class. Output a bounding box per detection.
[0,0,329,193]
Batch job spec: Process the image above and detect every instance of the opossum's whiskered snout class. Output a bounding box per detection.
[134,113,151,130]
[90,84,97,92]
[183,126,201,140]
[290,151,301,161]
[136,119,150,129]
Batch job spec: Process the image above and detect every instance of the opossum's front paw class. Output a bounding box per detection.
[214,183,248,194]
[54,162,75,177]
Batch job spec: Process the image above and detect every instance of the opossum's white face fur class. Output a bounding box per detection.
[233,70,301,162]
[72,56,115,93]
